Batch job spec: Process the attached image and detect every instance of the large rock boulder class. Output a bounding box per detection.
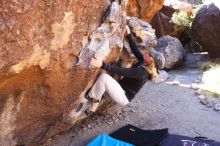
[192,1,220,58]
[0,1,126,145]
[155,35,185,69]
[151,0,193,38]
[125,0,164,22]
[0,0,163,145]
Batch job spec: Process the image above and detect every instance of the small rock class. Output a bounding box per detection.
[198,76,202,80]
[112,116,118,121]
[198,95,205,100]
[193,79,201,83]
[206,104,213,108]
[172,80,180,86]
[191,83,200,90]
[94,119,98,123]
[122,108,127,113]
[152,70,169,84]
[126,119,131,123]
[83,127,87,131]
[114,118,119,122]
[130,109,135,113]
[194,89,203,96]
[107,121,113,125]
[87,124,92,129]
[200,99,208,105]
[204,100,214,108]
[214,104,220,111]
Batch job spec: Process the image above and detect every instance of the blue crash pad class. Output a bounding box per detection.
[87,134,134,146]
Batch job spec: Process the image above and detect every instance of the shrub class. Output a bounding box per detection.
[171,3,202,28]
[201,58,220,72]
[171,11,192,28]
[171,2,204,52]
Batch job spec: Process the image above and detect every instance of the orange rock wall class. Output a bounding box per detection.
[126,0,164,22]
[0,0,109,145]
[0,0,164,145]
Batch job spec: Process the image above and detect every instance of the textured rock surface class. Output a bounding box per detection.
[163,0,193,14]
[151,0,193,38]
[0,0,164,145]
[122,17,157,67]
[155,35,185,69]
[0,1,121,145]
[125,0,164,22]
[0,0,163,145]
[121,17,158,78]
[192,1,220,58]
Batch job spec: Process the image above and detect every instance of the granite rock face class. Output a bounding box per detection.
[0,0,117,145]
[192,1,220,58]
[0,0,162,145]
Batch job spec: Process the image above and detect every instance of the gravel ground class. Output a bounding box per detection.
[43,66,220,146]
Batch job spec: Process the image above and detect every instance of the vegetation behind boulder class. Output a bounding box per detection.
[171,1,204,53]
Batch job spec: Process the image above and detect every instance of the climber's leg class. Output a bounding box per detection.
[87,72,129,112]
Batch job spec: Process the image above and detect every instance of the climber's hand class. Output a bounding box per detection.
[90,58,103,68]
[125,25,131,36]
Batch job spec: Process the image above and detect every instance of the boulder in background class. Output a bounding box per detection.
[0,1,124,145]
[192,1,220,58]
[155,35,185,69]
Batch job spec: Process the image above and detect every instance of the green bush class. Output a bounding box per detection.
[171,11,192,28]
[171,4,201,28]
[201,59,220,72]
[201,63,214,72]
[171,2,204,52]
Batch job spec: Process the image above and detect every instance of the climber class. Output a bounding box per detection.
[85,25,165,114]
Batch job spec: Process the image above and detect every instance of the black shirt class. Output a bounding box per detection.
[101,34,149,101]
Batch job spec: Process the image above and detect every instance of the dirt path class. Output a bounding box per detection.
[44,67,220,146]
